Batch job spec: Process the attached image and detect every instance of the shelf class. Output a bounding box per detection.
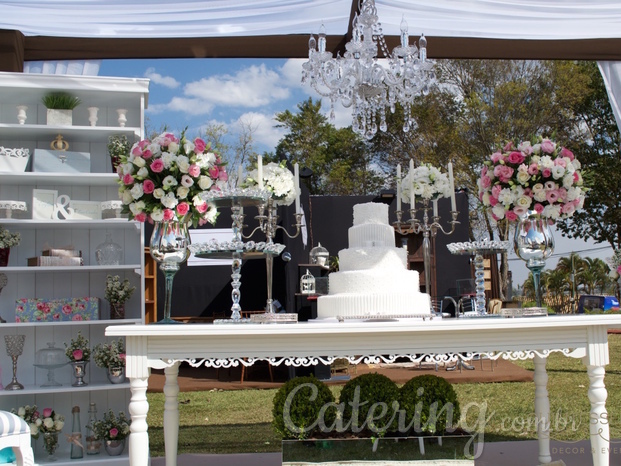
[33,452,129,465]
[0,219,137,229]
[1,264,141,273]
[0,124,140,143]
[0,318,142,328]
[0,172,119,186]
[0,381,129,396]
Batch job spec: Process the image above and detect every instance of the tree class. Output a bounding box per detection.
[274,98,384,195]
[555,61,621,250]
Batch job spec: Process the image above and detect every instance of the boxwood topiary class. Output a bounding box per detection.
[272,375,336,440]
[338,372,399,437]
[397,374,460,435]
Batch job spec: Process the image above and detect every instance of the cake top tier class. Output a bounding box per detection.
[353,202,388,226]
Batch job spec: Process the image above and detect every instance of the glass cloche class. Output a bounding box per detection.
[34,342,67,387]
[309,243,329,266]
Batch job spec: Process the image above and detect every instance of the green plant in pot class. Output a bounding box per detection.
[42,92,81,126]
[107,134,132,173]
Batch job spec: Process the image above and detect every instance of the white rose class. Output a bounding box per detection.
[184,141,195,154]
[30,424,39,436]
[18,407,25,417]
[130,183,144,200]
[132,156,146,168]
[176,186,190,199]
[54,420,64,431]
[137,167,149,178]
[162,175,178,189]
[168,141,179,154]
[150,209,164,222]
[492,204,507,219]
[198,175,213,190]
[515,196,533,208]
[129,201,146,215]
[160,192,179,209]
[35,418,42,427]
[176,155,190,173]
[43,418,54,429]
[122,190,134,204]
[516,170,531,185]
[153,188,165,200]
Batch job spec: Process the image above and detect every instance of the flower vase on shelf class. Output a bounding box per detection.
[150,221,191,324]
[42,431,59,461]
[104,439,125,456]
[0,248,9,267]
[110,303,125,320]
[107,366,126,384]
[71,361,88,387]
[514,211,555,308]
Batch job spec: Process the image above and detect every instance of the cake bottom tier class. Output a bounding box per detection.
[316,292,431,319]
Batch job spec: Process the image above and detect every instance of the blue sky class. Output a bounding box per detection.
[97,58,615,289]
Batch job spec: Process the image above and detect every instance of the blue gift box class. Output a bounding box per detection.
[15,297,100,322]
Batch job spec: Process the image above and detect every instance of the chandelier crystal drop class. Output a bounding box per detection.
[301,0,436,139]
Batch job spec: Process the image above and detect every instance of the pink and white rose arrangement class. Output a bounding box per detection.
[93,409,131,441]
[64,331,90,363]
[117,131,227,227]
[12,405,64,438]
[478,136,586,222]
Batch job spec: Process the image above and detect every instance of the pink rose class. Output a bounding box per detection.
[188,164,201,177]
[73,349,83,360]
[218,169,228,181]
[528,163,539,176]
[480,175,491,189]
[141,149,153,159]
[53,313,60,320]
[557,187,567,201]
[523,188,532,197]
[541,139,555,154]
[143,179,155,194]
[494,165,514,183]
[119,353,126,360]
[134,212,147,222]
[554,157,567,168]
[196,202,208,213]
[62,304,72,315]
[533,203,544,214]
[560,147,574,160]
[546,190,559,203]
[507,151,525,164]
[109,428,119,438]
[491,184,502,198]
[209,166,219,179]
[542,168,552,178]
[123,174,135,185]
[573,172,581,183]
[561,202,575,215]
[490,151,503,163]
[505,211,518,222]
[150,159,165,173]
[194,138,206,153]
[72,315,83,321]
[617,265,621,275]
[43,408,53,418]
[489,196,499,206]
[503,142,514,152]
[163,209,175,221]
[176,202,190,216]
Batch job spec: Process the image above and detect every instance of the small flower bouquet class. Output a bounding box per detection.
[245,160,298,206]
[400,163,451,202]
[117,130,227,227]
[93,410,131,441]
[105,275,135,305]
[609,250,621,280]
[107,134,132,160]
[94,338,126,369]
[478,135,586,222]
[12,405,64,439]
[0,225,20,249]
[65,331,90,363]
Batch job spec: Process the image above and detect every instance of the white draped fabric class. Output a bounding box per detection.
[2,0,621,40]
[598,62,621,133]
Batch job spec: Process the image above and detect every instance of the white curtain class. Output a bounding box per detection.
[598,62,621,134]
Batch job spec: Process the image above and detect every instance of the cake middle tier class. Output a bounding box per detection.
[339,247,408,271]
[348,223,396,248]
[328,269,420,294]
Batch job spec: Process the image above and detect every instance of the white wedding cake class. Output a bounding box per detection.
[316,202,431,319]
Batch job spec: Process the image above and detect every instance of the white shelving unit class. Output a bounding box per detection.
[0,71,149,464]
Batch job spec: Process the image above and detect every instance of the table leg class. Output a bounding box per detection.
[164,362,181,466]
[129,377,150,466]
[587,364,609,466]
[533,355,551,464]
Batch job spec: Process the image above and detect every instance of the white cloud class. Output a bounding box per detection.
[144,67,180,89]
[184,64,290,108]
[280,59,306,88]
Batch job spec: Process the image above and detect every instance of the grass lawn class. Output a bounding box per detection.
[146,334,621,457]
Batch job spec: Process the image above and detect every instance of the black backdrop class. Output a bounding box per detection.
[149,191,471,321]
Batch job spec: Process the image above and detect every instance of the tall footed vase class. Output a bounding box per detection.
[150,221,191,324]
[514,211,555,308]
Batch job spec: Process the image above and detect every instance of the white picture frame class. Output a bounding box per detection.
[32,189,58,219]
[69,200,102,220]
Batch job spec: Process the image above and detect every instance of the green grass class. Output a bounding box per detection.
[146,334,621,456]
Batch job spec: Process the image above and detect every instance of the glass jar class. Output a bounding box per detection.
[95,233,123,266]
[35,342,65,366]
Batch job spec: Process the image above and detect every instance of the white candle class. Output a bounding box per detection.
[448,161,456,211]
[396,164,402,211]
[257,155,263,190]
[433,199,438,217]
[294,163,301,214]
[409,159,415,207]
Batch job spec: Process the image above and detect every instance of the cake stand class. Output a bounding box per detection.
[447,240,510,315]
[197,188,270,321]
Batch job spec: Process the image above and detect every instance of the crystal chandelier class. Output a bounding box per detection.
[301,0,435,139]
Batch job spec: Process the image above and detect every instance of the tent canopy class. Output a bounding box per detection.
[2,0,621,71]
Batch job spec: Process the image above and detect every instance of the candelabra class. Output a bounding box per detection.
[245,197,304,314]
[394,198,459,296]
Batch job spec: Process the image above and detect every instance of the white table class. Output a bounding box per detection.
[107,315,621,466]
